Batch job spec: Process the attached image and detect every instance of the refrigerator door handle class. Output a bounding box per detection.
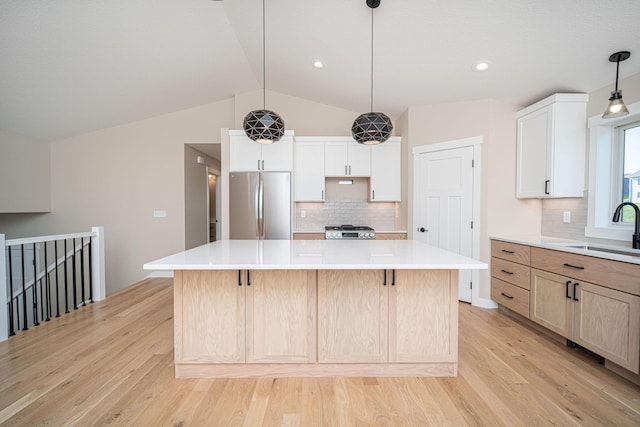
[258,175,265,239]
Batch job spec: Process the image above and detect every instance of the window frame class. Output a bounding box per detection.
[586,100,640,241]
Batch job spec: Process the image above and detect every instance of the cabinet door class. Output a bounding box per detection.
[370,141,400,201]
[174,270,245,363]
[324,141,348,176]
[530,268,572,338]
[294,142,325,201]
[347,142,371,176]
[317,270,388,362]
[573,282,640,374]
[246,270,316,363]
[516,105,551,198]
[389,270,458,362]
[261,135,293,171]
[230,134,262,172]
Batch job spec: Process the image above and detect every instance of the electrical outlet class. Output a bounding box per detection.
[154,210,167,218]
[563,211,571,223]
[300,210,306,218]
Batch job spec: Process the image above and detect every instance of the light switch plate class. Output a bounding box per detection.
[563,211,571,223]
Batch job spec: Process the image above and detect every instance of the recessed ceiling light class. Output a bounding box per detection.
[472,60,490,72]
[313,60,324,69]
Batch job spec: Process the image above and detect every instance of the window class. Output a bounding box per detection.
[618,123,640,222]
[586,101,640,241]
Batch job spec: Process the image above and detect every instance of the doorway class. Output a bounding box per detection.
[413,137,482,303]
[207,170,220,242]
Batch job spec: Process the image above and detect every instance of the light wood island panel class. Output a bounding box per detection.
[174,268,460,378]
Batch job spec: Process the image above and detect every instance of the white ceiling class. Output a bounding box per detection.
[1,0,640,142]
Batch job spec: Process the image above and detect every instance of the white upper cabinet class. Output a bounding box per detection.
[516,93,588,198]
[229,130,293,172]
[324,138,371,177]
[370,138,401,201]
[293,138,325,201]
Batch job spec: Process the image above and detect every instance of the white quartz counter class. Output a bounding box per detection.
[144,240,487,271]
[491,235,640,265]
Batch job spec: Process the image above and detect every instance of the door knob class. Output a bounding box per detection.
[418,227,428,232]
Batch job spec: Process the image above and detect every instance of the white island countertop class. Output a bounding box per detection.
[144,240,488,271]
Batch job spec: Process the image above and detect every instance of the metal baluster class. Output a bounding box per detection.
[88,237,93,303]
[80,237,86,306]
[20,244,28,330]
[64,239,69,314]
[8,245,16,336]
[72,238,78,310]
[54,240,60,318]
[32,242,39,326]
[44,241,51,321]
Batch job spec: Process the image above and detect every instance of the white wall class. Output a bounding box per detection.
[406,99,541,302]
[1,99,234,294]
[0,131,51,213]
[234,90,366,137]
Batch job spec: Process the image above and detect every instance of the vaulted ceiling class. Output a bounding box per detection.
[1,0,639,142]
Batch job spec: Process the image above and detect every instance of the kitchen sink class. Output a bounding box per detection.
[565,244,640,258]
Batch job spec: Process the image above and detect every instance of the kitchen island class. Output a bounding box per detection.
[144,240,487,378]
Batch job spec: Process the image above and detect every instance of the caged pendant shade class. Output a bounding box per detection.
[243,0,285,144]
[352,0,393,145]
[602,51,631,119]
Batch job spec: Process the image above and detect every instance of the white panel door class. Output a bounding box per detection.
[414,146,474,302]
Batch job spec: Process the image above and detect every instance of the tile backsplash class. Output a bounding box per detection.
[541,191,588,240]
[295,199,399,231]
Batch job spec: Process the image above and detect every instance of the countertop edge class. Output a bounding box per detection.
[490,235,640,265]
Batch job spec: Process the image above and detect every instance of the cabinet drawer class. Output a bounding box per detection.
[491,257,530,290]
[491,240,530,265]
[491,278,530,318]
[531,247,640,296]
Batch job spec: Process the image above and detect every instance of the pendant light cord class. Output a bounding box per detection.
[262,0,266,109]
[370,6,374,112]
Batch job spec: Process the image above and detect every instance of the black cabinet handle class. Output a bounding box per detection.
[563,263,585,270]
[500,269,514,275]
[573,282,579,301]
[545,180,550,195]
[565,280,571,299]
[383,269,387,286]
[501,292,514,299]
[238,270,242,286]
[501,249,514,254]
[391,269,396,286]
[247,270,251,286]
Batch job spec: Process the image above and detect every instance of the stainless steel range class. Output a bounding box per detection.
[325,225,375,240]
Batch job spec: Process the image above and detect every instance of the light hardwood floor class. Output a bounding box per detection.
[0,277,638,426]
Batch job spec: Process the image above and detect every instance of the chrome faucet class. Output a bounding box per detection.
[612,202,640,249]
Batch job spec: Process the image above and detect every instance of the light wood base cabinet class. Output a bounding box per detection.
[175,268,460,378]
[317,270,387,363]
[573,282,640,373]
[390,270,458,363]
[175,270,315,365]
[530,268,572,338]
[246,270,316,363]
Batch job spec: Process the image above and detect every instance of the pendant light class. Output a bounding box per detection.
[243,0,285,144]
[602,51,631,119]
[351,0,393,145]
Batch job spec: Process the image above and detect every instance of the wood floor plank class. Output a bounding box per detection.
[0,277,638,426]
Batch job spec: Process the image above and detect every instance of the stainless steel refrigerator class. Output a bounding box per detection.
[229,172,292,240]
